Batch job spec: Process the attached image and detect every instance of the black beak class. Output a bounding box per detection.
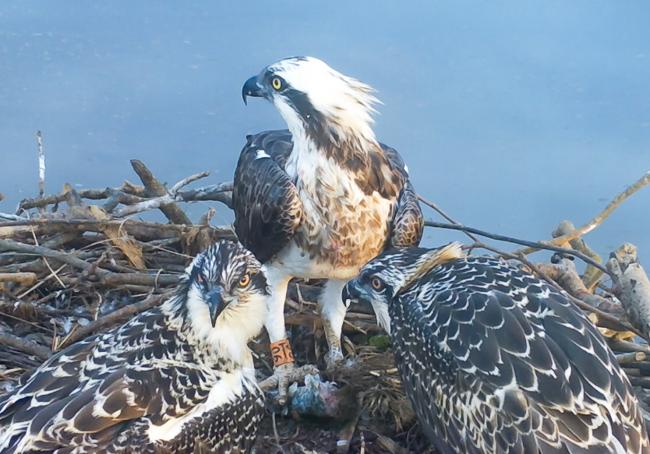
[242,75,264,105]
[206,287,226,327]
[342,280,367,309]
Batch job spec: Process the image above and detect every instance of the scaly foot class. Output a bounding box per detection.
[324,346,344,370]
[259,363,319,405]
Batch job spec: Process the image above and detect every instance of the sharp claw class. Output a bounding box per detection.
[325,347,345,370]
[258,363,320,407]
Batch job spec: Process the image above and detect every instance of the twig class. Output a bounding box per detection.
[607,243,650,339]
[169,171,210,193]
[0,332,50,359]
[514,171,650,256]
[0,239,179,288]
[0,272,37,286]
[18,182,145,212]
[418,195,479,242]
[30,227,66,289]
[130,159,192,225]
[552,220,604,291]
[424,220,609,274]
[0,213,28,221]
[0,238,101,274]
[36,131,45,214]
[112,182,232,218]
[0,219,235,243]
[617,352,647,365]
[17,265,66,299]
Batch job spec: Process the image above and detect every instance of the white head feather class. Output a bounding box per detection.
[268,56,380,145]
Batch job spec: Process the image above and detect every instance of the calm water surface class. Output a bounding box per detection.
[1,1,649,262]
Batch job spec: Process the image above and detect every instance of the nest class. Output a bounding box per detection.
[1,160,649,453]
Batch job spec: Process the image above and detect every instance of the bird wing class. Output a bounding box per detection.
[379,144,423,248]
[232,130,303,263]
[0,308,214,452]
[397,257,648,453]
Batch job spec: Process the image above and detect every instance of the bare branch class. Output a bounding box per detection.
[0,332,50,360]
[514,171,650,256]
[130,159,192,225]
[424,220,609,274]
[418,195,479,242]
[169,171,210,193]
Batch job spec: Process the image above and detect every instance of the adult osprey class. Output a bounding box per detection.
[343,244,650,453]
[234,56,423,383]
[0,241,268,453]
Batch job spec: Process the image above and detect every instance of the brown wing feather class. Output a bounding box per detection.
[379,143,423,248]
[232,130,303,263]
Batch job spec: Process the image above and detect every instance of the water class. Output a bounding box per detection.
[1,1,649,264]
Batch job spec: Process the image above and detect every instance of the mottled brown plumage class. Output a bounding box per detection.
[236,56,424,368]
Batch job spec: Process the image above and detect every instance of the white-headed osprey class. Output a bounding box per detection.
[0,241,268,453]
[343,244,650,453]
[234,56,423,381]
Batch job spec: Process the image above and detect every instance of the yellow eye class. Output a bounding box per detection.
[371,277,384,291]
[238,274,251,288]
[271,77,282,91]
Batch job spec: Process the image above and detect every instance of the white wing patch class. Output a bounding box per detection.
[255,149,270,160]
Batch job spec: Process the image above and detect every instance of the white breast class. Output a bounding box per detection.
[279,137,394,278]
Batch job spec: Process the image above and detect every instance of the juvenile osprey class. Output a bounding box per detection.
[0,241,268,453]
[234,56,423,384]
[344,244,650,453]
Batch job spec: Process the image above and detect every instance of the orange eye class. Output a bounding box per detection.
[271,77,282,91]
[371,277,384,291]
[196,274,204,285]
[238,274,251,288]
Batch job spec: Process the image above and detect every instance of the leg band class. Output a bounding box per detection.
[270,338,295,367]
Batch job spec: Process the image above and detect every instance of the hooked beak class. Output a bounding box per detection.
[242,75,264,105]
[342,280,391,334]
[206,287,226,327]
[342,280,368,309]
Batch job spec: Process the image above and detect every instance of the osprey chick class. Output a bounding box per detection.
[234,56,423,387]
[344,244,650,453]
[0,241,268,454]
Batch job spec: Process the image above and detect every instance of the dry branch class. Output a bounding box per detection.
[424,220,608,274]
[1,159,648,453]
[535,259,617,311]
[130,159,192,224]
[0,272,37,286]
[19,182,146,212]
[514,171,650,256]
[608,243,650,339]
[552,220,604,291]
[0,332,50,359]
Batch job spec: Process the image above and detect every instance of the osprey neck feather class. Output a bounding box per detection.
[266,57,405,199]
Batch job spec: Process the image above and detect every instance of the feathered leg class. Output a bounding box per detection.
[319,279,349,368]
[260,264,296,404]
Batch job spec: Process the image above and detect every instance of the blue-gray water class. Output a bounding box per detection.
[1,1,649,262]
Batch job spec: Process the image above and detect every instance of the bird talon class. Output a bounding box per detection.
[259,363,320,407]
[324,347,345,370]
